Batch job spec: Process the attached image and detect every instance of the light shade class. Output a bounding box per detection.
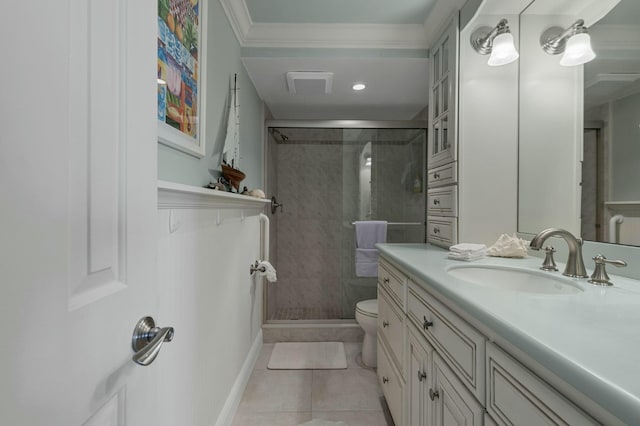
[470,19,519,67]
[352,83,366,91]
[488,33,519,66]
[560,33,596,66]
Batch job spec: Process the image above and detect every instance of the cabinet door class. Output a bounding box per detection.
[431,354,483,426]
[486,343,599,425]
[378,340,404,426]
[408,326,433,426]
[428,14,459,169]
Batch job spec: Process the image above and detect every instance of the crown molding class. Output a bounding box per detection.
[245,22,428,49]
[219,0,253,44]
[219,0,431,49]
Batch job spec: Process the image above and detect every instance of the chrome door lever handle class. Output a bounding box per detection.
[131,316,174,366]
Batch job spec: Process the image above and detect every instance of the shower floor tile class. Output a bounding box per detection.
[232,343,393,426]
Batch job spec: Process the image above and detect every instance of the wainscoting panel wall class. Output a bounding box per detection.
[157,183,269,425]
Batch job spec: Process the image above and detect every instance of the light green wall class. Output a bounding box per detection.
[158,1,264,190]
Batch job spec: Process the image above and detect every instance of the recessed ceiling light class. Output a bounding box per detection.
[352,83,366,91]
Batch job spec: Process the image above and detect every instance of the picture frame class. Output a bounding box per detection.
[157,0,207,158]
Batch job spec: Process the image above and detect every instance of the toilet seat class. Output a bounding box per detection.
[355,299,378,318]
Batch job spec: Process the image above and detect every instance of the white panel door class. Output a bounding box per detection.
[1,0,160,425]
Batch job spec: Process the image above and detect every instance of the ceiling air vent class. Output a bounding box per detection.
[286,71,334,95]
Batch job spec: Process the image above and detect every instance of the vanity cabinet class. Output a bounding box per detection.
[406,304,482,426]
[486,343,598,425]
[427,17,458,169]
[427,14,460,248]
[377,260,407,425]
[377,254,603,426]
[432,353,483,426]
[408,280,485,402]
[408,324,433,426]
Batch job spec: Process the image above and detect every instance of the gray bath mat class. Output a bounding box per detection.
[268,342,347,370]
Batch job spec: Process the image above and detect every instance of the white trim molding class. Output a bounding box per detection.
[158,180,271,210]
[219,0,466,49]
[215,329,263,426]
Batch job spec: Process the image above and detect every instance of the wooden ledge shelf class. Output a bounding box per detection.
[158,180,271,210]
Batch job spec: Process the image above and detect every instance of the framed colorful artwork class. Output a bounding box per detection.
[157,0,207,157]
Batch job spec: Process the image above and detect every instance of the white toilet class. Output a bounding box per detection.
[355,299,378,367]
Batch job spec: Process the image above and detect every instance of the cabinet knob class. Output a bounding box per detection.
[383,277,390,284]
[433,172,440,179]
[433,227,440,234]
[382,376,389,384]
[423,316,434,330]
[418,370,427,382]
[429,388,440,401]
[382,320,390,328]
[433,198,440,205]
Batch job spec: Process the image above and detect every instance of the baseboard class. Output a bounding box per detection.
[215,329,263,426]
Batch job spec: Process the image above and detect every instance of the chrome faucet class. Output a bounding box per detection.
[529,228,588,278]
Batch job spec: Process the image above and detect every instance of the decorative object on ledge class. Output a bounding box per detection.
[220,73,245,191]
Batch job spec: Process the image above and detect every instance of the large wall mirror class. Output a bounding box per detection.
[518,0,640,246]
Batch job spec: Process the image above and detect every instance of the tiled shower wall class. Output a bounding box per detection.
[267,128,426,320]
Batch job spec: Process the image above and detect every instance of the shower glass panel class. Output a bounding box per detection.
[266,124,426,322]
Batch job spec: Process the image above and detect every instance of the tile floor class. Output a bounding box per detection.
[232,342,392,426]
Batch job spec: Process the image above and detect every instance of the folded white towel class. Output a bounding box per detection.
[449,243,487,254]
[448,251,486,262]
[355,221,387,249]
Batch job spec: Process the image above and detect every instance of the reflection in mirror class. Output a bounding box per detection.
[583,0,640,246]
[518,0,640,247]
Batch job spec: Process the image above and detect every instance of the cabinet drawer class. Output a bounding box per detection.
[377,340,403,426]
[427,186,458,216]
[408,281,485,402]
[378,286,404,371]
[427,216,457,247]
[486,343,598,425]
[428,162,457,188]
[378,259,406,307]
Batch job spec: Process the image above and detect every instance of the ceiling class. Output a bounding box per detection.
[220,0,468,120]
[584,0,640,111]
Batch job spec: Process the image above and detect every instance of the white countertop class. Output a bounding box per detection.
[377,243,640,425]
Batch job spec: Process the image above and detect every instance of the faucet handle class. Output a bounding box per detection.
[540,246,558,271]
[588,254,627,286]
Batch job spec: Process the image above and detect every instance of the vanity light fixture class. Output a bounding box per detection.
[470,19,519,66]
[352,83,366,91]
[540,19,596,67]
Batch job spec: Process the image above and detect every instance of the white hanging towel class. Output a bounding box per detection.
[354,221,387,277]
[355,221,387,249]
[256,260,277,282]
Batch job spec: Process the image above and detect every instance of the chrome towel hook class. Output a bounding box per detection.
[271,196,283,214]
[250,260,266,275]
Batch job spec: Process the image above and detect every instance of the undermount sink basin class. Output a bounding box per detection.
[446,266,583,294]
